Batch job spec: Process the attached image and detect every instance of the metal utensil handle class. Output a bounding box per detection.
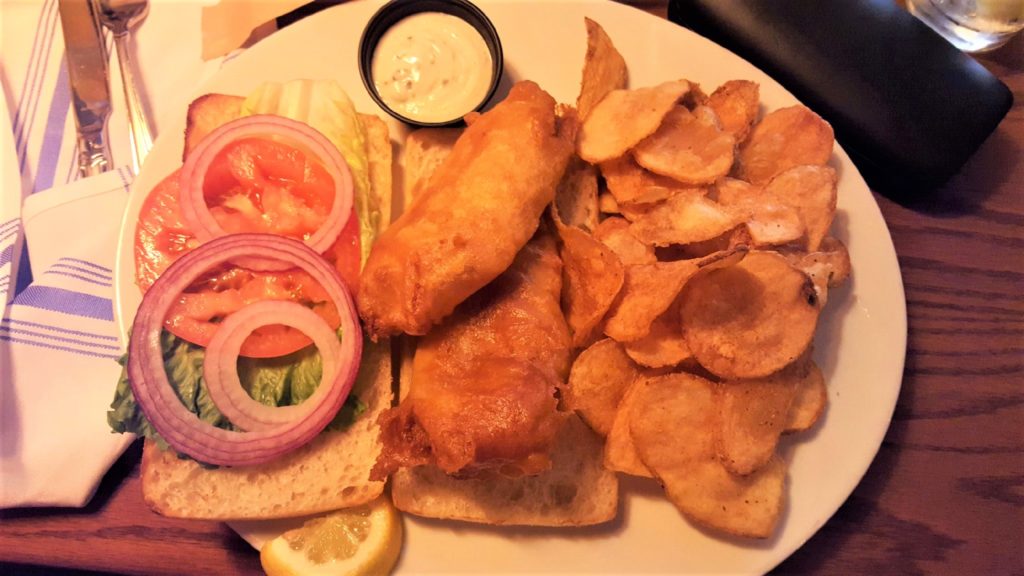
[113,33,153,174]
[77,129,110,177]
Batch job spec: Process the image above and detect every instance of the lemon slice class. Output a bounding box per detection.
[260,496,402,576]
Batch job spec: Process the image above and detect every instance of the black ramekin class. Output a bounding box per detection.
[358,0,504,128]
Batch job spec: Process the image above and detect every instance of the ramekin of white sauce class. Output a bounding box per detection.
[359,0,503,126]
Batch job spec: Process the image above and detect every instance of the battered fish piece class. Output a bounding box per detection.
[373,230,572,478]
[358,81,574,339]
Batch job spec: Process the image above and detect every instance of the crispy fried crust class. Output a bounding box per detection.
[376,230,571,478]
[358,81,574,339]
[384,123,619,527]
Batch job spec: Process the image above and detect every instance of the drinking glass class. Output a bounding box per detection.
[908,0,1024,52]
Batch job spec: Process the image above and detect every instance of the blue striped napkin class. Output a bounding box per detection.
[0,0,223,507]
[1,169,136,507]
[1,97,22,303]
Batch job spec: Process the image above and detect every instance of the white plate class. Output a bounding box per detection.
[114,1,907,573]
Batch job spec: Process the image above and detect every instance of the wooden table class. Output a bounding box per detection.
[2,2,1021,574]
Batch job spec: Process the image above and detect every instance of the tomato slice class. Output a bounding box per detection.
[134,137,361,359]
[202,138,335,239]
[164,264,343,359]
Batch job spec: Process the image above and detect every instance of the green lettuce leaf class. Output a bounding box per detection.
[162,330,203,413]
[286,342,367,431]
[289,347,322,405]
[107,331,364,464]
[107,354,170,452]
[241,79,381,265]
[237,360,290,408]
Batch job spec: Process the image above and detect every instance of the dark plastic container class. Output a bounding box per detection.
[667,0,1013,195]
[358,0,504,127]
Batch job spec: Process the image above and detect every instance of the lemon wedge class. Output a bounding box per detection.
[260,496,402,576]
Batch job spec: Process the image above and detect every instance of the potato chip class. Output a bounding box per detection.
[736,105,834,185]
[576,18,628,121]
[600,155,694,205]
[711,176,760,205]
[599,191,620,214]
[680,251,821,379]
[604,259,700,342]
[697,246,748,271]
[628,191,740,247]
[804,236,851,288]
[655,227,751,260]
[707,80,760,142]
[603,249,742,344]
[633,106,736,185]
[593,217,656,265]
[717,358,815,475]
[764,165,837,251]
[622,300,692,368]
[744,205,806,247]
[557,224,625,348]
[784,361,827,433]
[554,156,600,232]
[783,236,851,306]
[604,378,653,477]
[566,338,640,437]
[616,199,656,222]
[631,373,786,538]
[713,178,806,248]
[578,80,691,164]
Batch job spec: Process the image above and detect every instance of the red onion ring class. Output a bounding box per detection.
[128,233,362,467]
[178,115,353,272]
[203,300,341,432]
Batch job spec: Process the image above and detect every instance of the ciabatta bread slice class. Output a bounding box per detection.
[390,414,619,526]
[142,341,391,519]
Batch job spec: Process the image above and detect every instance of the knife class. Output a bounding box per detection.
[58,0,112,177]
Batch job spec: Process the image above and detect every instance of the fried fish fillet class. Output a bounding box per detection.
[373,230,572,478]
[358,81,574,339]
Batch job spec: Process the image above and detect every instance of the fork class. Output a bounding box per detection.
[95,0,153,174]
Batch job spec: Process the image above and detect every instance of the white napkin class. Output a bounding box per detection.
[0,0,222,508]
[1,169,135,507]
[1,92,25,305]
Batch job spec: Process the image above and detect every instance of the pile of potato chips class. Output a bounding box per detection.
[555,18,851,539]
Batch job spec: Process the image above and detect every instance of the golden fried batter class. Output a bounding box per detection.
[358,81,573,339]
[373,231,571,478]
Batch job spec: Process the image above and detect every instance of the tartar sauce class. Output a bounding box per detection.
[372,12,493,123]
